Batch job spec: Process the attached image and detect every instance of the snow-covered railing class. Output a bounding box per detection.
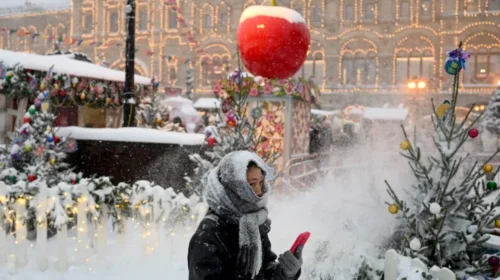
[0,178,206,273]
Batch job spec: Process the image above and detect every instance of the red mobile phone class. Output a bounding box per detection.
[290,232,311,254]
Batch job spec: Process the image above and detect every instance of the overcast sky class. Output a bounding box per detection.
[0,0,69,8]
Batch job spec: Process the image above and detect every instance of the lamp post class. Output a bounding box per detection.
[123,0,136,127]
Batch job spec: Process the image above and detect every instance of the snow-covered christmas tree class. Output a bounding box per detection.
[483,87,500,136]
[380,43,500,279]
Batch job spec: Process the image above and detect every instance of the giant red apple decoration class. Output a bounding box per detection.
[237,3,310,79]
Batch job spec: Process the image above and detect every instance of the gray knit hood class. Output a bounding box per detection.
[205,151,273,278]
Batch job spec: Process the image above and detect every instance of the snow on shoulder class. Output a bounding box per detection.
[55,127,205,146]
[239,5,305,24]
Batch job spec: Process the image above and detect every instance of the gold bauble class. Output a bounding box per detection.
[388,204,399,214]
[80,93,86,100]
[156,118,163,126]
[483,163,494,174]
[400,140,411,151]
[49,158,56,166]
[436,102,450,119]
[495,219,500,229]
[105,97,111,104]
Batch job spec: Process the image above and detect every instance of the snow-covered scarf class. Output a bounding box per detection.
[205,151,272,279]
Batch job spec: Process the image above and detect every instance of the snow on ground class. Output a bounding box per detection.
[1,146,412,279]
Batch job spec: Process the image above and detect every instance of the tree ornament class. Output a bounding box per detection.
[483,163,494,174]
[49,158,56,166]
[429,202,441,214]
[60,89,66,97]
[227,119,237,128]
[222,98,232,114]
[7,175,16,182]
[54,136,61,144]
[71,179,77,185]
[251,107,263,119]
[495,219,500,229]
[468,128,479,138]
[28,106,36,115]
[46,126,52,133]
[24,145,32,152]
[28,175,36,182]
[23,114,31,124]
[488,181,497,190]
[206,137,217,148]
[400,140,411,150]
[237,4,310,79]
[436,101,450,119]
[80,93,86,100]
[156,118,163,126]
[388,204,399,214]
[105,97,111,104]
[47,136,54,143]
[409,238,421,251]
[489,256,500,266]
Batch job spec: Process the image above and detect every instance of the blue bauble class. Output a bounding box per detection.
[444,58,461,75]
[47,136,54,143]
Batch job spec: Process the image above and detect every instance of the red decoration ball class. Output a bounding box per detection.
[468,128,479,138]
[60,90,66,97]
[28,175,36,182]
[237,5,310,79]
[54,136,61,144]
[23,117,31,123]
[227,119,237,128]
[206,137,217,148]
[71,179,77,185]
[489,256,500,266]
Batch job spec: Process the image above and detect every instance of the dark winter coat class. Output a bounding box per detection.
[188,210,301,280]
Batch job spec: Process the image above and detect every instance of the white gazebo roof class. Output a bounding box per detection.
[193,97,221,109]
[0,49,151,85]
[362,107,409,121]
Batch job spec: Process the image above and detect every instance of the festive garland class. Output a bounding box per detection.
[0,62,158,108]
[213,71,321,105]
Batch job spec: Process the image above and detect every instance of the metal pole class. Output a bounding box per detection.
[123,0,136,127]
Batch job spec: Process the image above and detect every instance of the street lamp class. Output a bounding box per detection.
[417,81,426,89]
[408,81,416,89]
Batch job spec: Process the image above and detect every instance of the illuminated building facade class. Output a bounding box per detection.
[0,0,500,108]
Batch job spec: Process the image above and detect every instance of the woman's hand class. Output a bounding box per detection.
[278,245,303,278]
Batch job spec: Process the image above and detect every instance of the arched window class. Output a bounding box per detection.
[395,49,434,84]
[201,6,213,32]
[340,40,378,85]
[168,7,177,29]
[364,2,376,20]
[45,25,54,48]
[489,0,500,11]
[311,5,322,25]
[400,1,410,18]
[83,13,93,34]
[109,10,119,33]
[138,5,148,31]
[218,3,230,31]
[201,55,230,86]
[464,35,500,84]
[345,4,354,21]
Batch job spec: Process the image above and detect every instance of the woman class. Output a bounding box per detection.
[188,151,303,280]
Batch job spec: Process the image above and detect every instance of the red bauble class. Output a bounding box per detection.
[28,175,36,182]
[468,128,479,138]
[237,5,310,79]
[54,136,61,144]
[206,137,217,148]
[227,119,237,128]
[71,179,77,185]
[60,90,66,97]
[23,117,31,123]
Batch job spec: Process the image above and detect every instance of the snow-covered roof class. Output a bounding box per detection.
[193,98,220,109]
[55,127,204,145]
[362,107,409,121]
[161,95,193,108]
[0,49,151,85]
[311,109,341,116]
